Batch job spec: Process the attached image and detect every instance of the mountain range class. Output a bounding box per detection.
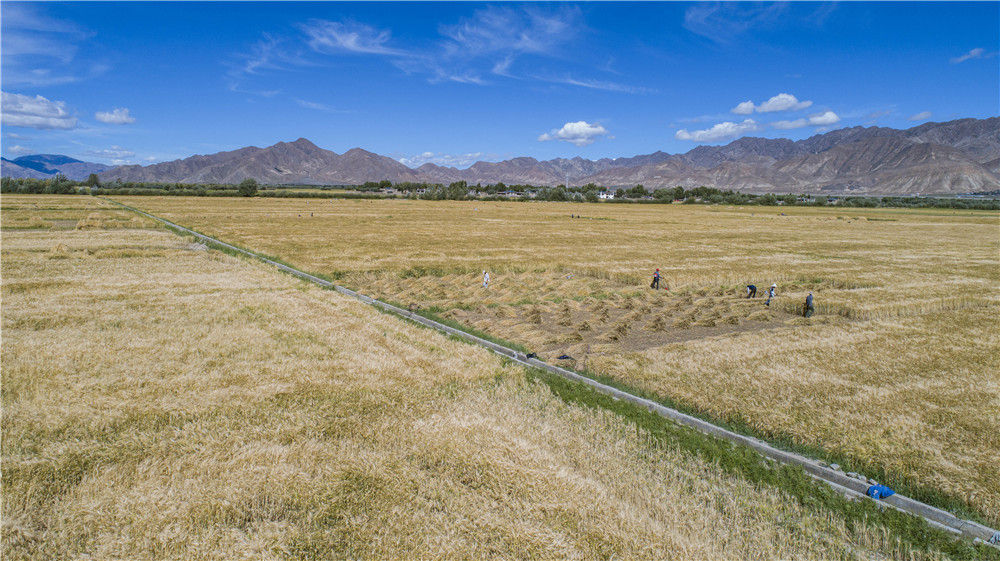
[9,117,999,195]
[1,155,111,181]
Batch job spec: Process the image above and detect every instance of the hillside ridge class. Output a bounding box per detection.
[16,116,998,195]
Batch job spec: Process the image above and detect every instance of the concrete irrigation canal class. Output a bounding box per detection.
[105,197,1000,549]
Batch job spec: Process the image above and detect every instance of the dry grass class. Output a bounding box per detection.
[1,195,154,231]
[110,195,1000,523]
[1,214,956,559]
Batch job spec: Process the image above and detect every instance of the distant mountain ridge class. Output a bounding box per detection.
[100,139,424,186]
[78,116,1000,194]
[2,158,51,179]
[1,154,110,181]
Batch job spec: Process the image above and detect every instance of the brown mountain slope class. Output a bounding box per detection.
[775,138,998,194]
[586,136,999,194]
[905,117,1000,163]
[95,117,1000,194]
[101,139,421,185]
[1,158,50,179]
[426,118,1000,192]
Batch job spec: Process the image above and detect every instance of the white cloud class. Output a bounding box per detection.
[950,47,997,64]
[808,110,840,126]
[683,3,787,44]
[398,151,493,169]
[731,100,755,115]
[232,8,625,93]
[538,121,610,146]
[294,99,348,113]
[757,93,812,113]
[438,6,584,85]
[908,111,932,121]
[770,111,839,129]
[392,6,584,86]
[866,109,893,121]
[294,7,596,90]
[436,72,487,85]
[301,19,492,85]
[676,119,759,142]
[225,34,310,96]
[1,5,102,86]
[492,56,515,77]
[7,145,34,155]
[241,34,287,75]
[473,8,653,93]
[85,146,135,165]
[730,93,812,114]
[300,20,407,56]
[1,91,77,129]
[676,113,730,124]
[542,76,653,94]
[440,5,581,58]
[772,119,808,130]
[95,107,135,124]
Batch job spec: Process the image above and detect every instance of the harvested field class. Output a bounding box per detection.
[2,199,964,559]
[1,195,154,230]
[112,195,1000,523]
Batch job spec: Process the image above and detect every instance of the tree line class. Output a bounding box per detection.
[2,175,997,210]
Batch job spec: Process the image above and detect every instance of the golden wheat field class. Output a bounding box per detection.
[2,195,961,560]
[111,195,1000,523]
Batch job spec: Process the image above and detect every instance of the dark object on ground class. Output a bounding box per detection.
[867,484,895,499]
[557,355,573,360]
[526,353,537,359]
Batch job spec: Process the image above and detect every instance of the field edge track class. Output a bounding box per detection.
[103,197,1000,549]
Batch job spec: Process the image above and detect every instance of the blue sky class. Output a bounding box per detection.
[2,1,997,168]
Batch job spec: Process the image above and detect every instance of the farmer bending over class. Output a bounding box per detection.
[765,284,776,307]
[746,284,757,298]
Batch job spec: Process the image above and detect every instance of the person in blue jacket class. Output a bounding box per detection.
[765,284,776,306]
[804,292,814,317]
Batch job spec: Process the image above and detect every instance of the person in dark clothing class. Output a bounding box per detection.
[804,292,814,317]
[746,284,757,298]
[651,268,661,289]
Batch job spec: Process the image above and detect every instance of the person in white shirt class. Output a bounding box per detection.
[483,270,490,288]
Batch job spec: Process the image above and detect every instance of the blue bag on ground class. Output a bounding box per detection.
[867,484,895,499]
